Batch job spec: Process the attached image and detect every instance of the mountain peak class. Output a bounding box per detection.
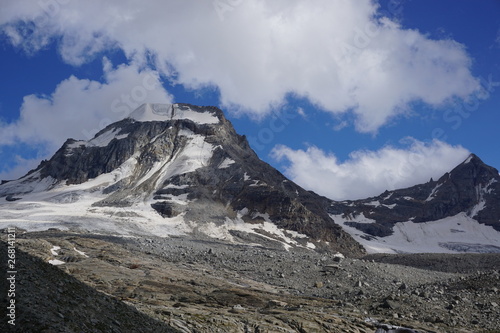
[462,153,482,165]
[448,153,499,181]
[128,103,172,121]
[128,103,221,124]
[0,103,364,255]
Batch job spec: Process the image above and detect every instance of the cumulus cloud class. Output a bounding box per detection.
[0,154,42,180]
[0,0,480,132]
[271,139,470,200]
[0,60,172,176]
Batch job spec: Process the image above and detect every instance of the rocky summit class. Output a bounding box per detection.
[1,103,500,332]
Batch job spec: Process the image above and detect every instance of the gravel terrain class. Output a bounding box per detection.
[0,237,178,333]
[2,229,500,332]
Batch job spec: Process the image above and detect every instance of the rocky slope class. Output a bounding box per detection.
[3,229,500,332]
[0,237,179,332]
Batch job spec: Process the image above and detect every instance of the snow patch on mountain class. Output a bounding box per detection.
[154,131,215,186]
[335,212,500,254]
[50,246,61,256]
[0,171,57,196]
[164,184,189,190]
[189,208,318,251]
[88,128,129,147]
[470,200,486,218]
[67,128,129,150]
[425,183,442,202]
[74,247,88,257]
[129,103,219,124]
[464,155,474,164]
[171,105,219,124]
[469,178,497,218]
[129,103,172,122]
[218,158,235,169]
[135,130,215,190]
[48,259,66,266]
[341,212,376,224]
[382,192,393,201]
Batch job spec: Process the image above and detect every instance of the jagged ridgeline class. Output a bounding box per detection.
[1,103,500,255]
[329,154,500,253]
[0,103,364,256]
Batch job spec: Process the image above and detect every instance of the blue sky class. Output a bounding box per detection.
[0,0,499,200]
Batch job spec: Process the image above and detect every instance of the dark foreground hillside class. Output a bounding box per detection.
[0,238,180,333]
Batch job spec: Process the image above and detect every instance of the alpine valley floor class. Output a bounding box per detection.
[2,229,499,333]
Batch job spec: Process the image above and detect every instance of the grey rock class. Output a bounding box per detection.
[328,154,500,239]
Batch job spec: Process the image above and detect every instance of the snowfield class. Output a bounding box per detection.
[334,212,500,254]
[128,103,219,124]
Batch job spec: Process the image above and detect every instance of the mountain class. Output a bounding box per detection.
[329,154,500,253]
[0,103,364,256]
[1,103,499,255]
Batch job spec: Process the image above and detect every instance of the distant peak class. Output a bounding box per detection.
[128,103,220,124]
[460,153,489,168]
[463,153,480,165]
[450,153,499,179]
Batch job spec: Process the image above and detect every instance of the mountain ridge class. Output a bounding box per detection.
[329,153,500,253]
[0,103,364,255]
[1,103,499,255]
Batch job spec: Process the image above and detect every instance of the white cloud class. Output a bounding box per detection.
[0,60,172,177]
[0,0,480,132]
[0,154,42,180]
[296,107,307,119]
[271,139,470,200]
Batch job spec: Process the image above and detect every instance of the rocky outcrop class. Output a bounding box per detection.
[38,105,226,185]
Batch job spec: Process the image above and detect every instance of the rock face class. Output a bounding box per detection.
[0,103,364,256]
[329,154,500,253]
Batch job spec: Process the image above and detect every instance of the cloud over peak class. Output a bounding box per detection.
[1,0,480,132]
[0,60,172,169]
[271,139,470,200]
